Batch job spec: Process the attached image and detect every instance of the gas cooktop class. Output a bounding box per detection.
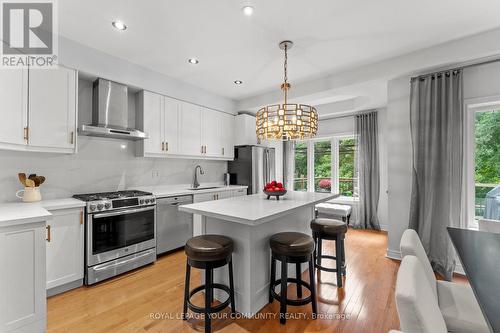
[73,190,152,202]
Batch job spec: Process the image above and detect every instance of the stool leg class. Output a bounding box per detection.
[312,234,317,265]
[308,255,318,318]
[205,268,213,333]
[228,257,236,315]
[183,261,190,320]
[296,262,302,298]
[341,237,346,276]
[269,255,276,303]
[335,235,343,287]
[317,237,323,267]
[279,259,288,325]
[347,214,351,226]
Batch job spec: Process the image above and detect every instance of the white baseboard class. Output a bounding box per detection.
[386,249,401,260]
[379,224,388,231]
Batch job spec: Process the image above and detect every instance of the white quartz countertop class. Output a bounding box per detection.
[179,191,337,225]
[0,203,53,227]
[135,184,248,198]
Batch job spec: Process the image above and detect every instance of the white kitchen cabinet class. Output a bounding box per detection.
[234,113,258,146]
[0,220,47,333]
[29,67,77,151]
[0,68,28,147]
[46,208,84,293]
[137,92,180,157]
[221,113,235,159]
[201,107,221,157]
[232,188,247,197]
[179,102,202,156]
[0,66,77,154]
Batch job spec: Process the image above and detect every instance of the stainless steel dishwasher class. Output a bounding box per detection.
[156,195,193,255]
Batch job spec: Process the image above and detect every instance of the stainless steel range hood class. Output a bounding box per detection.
[79,78,148,140]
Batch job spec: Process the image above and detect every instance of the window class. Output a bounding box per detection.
[293,142,308,191]
[292,136,358,197]
[314,141,332,192]
[337,138,357,196]
[465,100,500,228]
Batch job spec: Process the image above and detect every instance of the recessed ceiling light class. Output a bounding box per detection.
[242,6,254,16]
[234,80,243,85]
[188,58,199,65]
[112,20,127,31]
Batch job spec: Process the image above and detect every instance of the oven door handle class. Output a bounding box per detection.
[93,249,155,271]
[92,206,155,219]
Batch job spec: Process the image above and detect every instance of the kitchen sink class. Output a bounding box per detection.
[187,186,222,191]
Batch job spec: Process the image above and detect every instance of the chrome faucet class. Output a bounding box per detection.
[193,165,205,189]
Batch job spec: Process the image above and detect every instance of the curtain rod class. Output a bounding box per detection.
[320,109,378,121]
[410,56,500,81]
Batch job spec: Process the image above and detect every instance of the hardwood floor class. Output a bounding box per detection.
[48,229,402,333]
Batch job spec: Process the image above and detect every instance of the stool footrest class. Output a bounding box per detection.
[270,278,313,306]
[187,283,231,314]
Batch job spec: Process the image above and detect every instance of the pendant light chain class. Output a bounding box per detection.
[283,44,288,104]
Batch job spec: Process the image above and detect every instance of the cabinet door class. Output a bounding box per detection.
[0,68,28,146]
[46,209,84,290]
[217,191,232,200]
[179,102,202,156]
[28,67,77,149]
[163,96,179,154]
[141,91,164,155]
[0,223,46,332]
[232,188,247,197]
[221,113,235,159]
[201,108,221,157]
[193,192,216,203]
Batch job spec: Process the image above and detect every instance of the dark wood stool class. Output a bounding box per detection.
[183,234,236,333]
[310,218,347,287]
[269,232,318,325]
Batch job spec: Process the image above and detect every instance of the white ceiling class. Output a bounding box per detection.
[59,0,500,102]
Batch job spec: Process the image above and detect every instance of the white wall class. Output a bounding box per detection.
[385,60,500,259]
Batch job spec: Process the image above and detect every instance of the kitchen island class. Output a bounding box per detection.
[179,191,337,316]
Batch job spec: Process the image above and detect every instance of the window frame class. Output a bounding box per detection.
[463,95,500,229]
[293,133,357,195]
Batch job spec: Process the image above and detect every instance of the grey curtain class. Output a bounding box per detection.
[409,70,463,281]
[355,111,380,230]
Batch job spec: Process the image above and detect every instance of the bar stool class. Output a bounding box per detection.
[310,218,347,287]
[269,232,317,324]
[183,235,236,333]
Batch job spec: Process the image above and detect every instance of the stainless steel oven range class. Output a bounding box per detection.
[73,190,156,285]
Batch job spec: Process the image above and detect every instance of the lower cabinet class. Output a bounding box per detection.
[0,220,47,333]
[232,188,247,197]
[46,208,84,294]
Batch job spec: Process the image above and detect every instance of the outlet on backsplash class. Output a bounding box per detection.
[151,170,160,178]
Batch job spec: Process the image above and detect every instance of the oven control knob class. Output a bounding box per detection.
[139,199,145,204]
[97,203,104,210]
[145,199,151,204]
[104,202,111,209]
[89,204,96,211]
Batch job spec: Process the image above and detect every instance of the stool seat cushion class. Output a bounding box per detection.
[185,234,234,261]
[311,218,347,236]
[316,203,352,216]
[270,232,315,257]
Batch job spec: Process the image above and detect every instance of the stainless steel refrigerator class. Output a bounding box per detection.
[228,145,275,194]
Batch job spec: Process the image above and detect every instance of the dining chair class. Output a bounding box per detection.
[478,218,500,234]
[400,229,489,333]
[395,255,448,333]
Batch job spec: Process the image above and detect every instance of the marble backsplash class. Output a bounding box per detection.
[0,136,228,203]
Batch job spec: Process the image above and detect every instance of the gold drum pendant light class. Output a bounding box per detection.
[256,41,318,141]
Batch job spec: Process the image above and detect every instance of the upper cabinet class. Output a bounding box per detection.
[0,66,78,154]
[234,113,258,146]
[137,90,235,160]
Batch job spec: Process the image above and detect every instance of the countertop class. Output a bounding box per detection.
[135,184,248,198]
[179,191,336,225]
[0,203,53,227]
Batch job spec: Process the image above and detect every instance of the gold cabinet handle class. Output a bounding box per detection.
[201,145,204,154]
[162,142,165,151]
[46,225,51,242]
[70,131,74,145]
[222,147,225,155]
[165,142,168,152]
[24,127,29,142]
[80,211,84,225]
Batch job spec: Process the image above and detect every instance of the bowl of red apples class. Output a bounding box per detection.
[263,180,287,200]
